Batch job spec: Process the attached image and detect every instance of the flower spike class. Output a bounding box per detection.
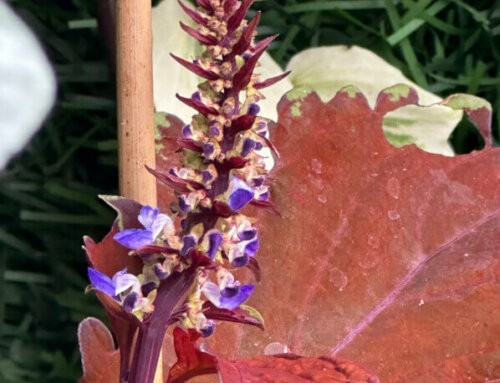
[84,1,290,381]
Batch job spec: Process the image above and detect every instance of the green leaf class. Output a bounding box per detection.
[286,46,463,155]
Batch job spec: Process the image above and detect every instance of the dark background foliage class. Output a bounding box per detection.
[1,0,498,381]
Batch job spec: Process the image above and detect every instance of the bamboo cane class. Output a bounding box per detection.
[116,0,156,207]
[116,1,162,382]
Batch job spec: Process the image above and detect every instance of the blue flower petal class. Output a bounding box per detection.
[241,138,256,157]
[138,206,159,231]
[228,177,254,211]
[182,125,193,138]
[238,228,257,241]
[207,231,224,260]
[181,234,197,257]
[220,284,240,298]
[200,320,216,338]
[248,103,260,116]
[219,284,255,310]
[123,292,139,312]
[114,228,154,249]
[201,281,221,305]
[151,213,171,239]
[228,188,254,210]
[244,239,259,258]
[113,272,140,295]
[88,267,115,297]
[231,253,249,267]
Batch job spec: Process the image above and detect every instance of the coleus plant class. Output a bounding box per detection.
[79,0,500,382]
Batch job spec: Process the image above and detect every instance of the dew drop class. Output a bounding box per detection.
[359,254,378,270]
[386,177,400,199]
[264,342,290,355]
[317,194,327,204]
[329,267,348,290]
[418,299,425,306]
[367,235,379,249]
[388,210,400,220]
[310,158,323,174]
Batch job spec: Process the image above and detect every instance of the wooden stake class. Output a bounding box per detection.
[116,2,162,382]
[116,0,156,207]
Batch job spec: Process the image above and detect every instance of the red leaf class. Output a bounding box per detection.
[217,355,379,383]
[168,327,218,383]
[78,318,179,383]
[206,87,500,382]
[167,327,378,383]
[84,196,143,277]
[78,318,120,383]
[83,197,144,377]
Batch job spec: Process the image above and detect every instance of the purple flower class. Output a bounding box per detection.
[182,125,193,138]
[87,267,115,297]
[114,206,171,249]
[178,195,191,212]
[203,142,215,158]
[228,176,254,211]
[248,103,260,115]
[181,234,197,257]
[207,231,224,260]
[201,281,255,310]
[202,169,214,183]
[238,227,257,241]
[241,138,256,157]
[200,319,216,338]
[87,267,141,299]
[209,125,221,137]
[191,91,201,101]
[230,238,259,267]
[123,292,139,312]
[245,239,259,257]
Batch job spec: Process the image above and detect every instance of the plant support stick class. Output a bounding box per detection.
[116,1,161,382]
[116,0,156,207]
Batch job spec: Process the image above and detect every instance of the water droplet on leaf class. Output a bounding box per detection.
[317,194,327,203]
[310,158,322,174]
[386,177,400,199]
[367,235,379,249]
[359,254,378,270]
[264,342,290,355]
[329,267,347,290]
[388,210,400,220]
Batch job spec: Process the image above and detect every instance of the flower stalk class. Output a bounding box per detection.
[85,0,287,381]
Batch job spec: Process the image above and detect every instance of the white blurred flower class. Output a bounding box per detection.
[0,0,56,169]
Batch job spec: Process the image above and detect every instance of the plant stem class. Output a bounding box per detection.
[127,270,196,383]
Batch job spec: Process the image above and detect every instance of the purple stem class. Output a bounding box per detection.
[126,269,196,383]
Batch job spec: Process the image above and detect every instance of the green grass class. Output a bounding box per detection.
[1,0,499,381]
